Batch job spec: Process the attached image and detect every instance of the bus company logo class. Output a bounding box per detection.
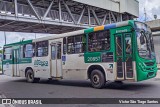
[34,60,48,67]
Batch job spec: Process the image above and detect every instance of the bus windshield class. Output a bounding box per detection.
[135,22,155,59]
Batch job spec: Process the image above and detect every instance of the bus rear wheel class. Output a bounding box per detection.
[26,69,40,83]
[90,69,106,89]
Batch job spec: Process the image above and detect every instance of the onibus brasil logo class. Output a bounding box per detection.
[34,60,48,67]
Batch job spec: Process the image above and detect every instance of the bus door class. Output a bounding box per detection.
[115,33,134,80]
[50,42,62,78]
[13,49,20,76]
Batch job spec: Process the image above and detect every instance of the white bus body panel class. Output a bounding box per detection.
[33,57,50,78]
[3,63,13,76]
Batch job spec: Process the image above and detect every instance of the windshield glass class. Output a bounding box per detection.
[135,22,155,59]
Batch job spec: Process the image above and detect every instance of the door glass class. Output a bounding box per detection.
[116,36,124,79]
[13,50,19,64]
[51,45,56,60]
[125,36,132,54]
[117,57,123,78]
[126,57,133,78]
[116,37,122,56]
[125,35,133,78]
[57,44,61,59]
[14,51,16,64]
[16,51,19,63]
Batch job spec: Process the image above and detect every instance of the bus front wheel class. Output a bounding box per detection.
[26,69,40,83]
[90,69,106,89]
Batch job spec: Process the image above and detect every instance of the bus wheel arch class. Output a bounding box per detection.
[87,65,106,79]
[87,65,106,89]
[25,67,40,83]
[25,67,33,77]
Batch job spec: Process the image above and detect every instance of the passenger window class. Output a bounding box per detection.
[67,35,85,54]
[88,30,110,52]
[36,41,48,57]
[3,47,12,60]
[24,43,35,58]
[63,37,67,54]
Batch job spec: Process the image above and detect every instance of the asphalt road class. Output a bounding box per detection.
[0,75,160,107]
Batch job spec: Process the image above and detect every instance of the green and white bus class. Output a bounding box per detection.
[2,20,158,88]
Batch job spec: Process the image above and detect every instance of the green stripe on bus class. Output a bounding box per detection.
[19,58,32,64]
[3,58,32,64]
[84,28,94,34]
[3,60,12,64]
[4,40,32,47]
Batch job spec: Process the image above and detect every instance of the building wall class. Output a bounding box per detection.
[72,0,139,17]
[120,0,139,17]
[153,36,160,63]
[73,0,119,12]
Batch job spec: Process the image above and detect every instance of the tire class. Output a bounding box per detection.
[26,69,39,83]
[90,69,106,89]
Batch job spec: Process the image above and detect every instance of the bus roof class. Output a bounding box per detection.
[4,20,135,47]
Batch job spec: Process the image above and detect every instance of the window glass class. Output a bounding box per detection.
[36,41,48,57]
[23,43,35,58]
[88,30,110,52]
[57,44,61,59]
[116,36,122,56]
[68,37,74,54]
[125,35,132,55]
[137,31,155,59]
[51,45,56,60]
[4,47,12,60]
[24,44,33,58]
[20,46,23,58]
[67,35,85,54]
[63,38,67,54]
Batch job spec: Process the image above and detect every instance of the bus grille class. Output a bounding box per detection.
[147,72,154,77]
[145,62,154,66]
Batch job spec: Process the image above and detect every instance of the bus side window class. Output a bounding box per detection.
[67,36,74,54]
[23,43,35,58]
[20,45,23,58]
[82,34,86,52]
[88,30,110,52]
[67,34,84,54]
[36,41,48,57]
[3,47,12,60]
[63,37,67,54]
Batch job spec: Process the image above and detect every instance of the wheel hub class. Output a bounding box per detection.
[28,73,33,80]
[93,74,100,84]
